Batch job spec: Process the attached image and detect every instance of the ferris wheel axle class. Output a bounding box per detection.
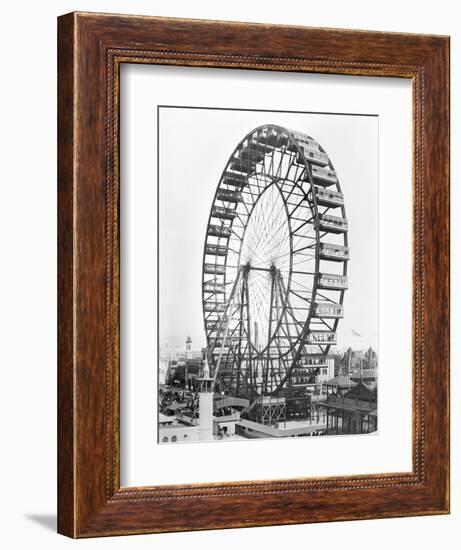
[241,263,277,274]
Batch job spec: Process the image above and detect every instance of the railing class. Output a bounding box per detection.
[320,243,350,260]
[209,336,239,347]
[300,357,329,367]
[203,302,226,312]
[239,149,265,163]
[246,137,271,152]
[204,263,226,275]
[315,302,344,318]
[307,331,337,344]
[217,189,242,203]
[293,132,318,149]
[318,273,348,290]
[205,244,228,256]
[315,187,344,206]
[212,206,237,220]
[302,148,329,165]
[293,135,329,165]
[263,129,288,148]
[203,282,225,293]
[312,165,338,184]
[318,214,348,232]
[223,171,247,188]
[325,395,376,411]
[230,158,254,173]
[208,224,231,238]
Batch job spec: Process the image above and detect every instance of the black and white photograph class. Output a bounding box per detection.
[157,106,379,444]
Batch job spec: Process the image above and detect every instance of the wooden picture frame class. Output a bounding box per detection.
[57,12,450,537]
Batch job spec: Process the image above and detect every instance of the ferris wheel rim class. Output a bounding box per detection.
[202,123,348,397]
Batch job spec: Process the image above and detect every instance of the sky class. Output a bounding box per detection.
[158,107,379,353]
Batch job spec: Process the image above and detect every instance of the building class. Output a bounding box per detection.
[288,355,335,391]
[158,412,200,443]
[364,347,378,369]
[338,346,378,377]
[351,368,377,389]
[197,355,214,441]
[323,381,377,435]
[213,412,240,438]
[159,355,215,443]
[185,335,192,358]
[339,347,364,376]
[165,338,207,390]
[323,375,356,396]
[214,395,248,436]
[167,358,203,390]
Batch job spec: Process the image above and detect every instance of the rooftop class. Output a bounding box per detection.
[166,402,188,412]
[323,395,377,413]
[237,418,326,437]
[159,413,174,424]
[351,369,377,380]
[344,381,377,402]
[324,375,356,388]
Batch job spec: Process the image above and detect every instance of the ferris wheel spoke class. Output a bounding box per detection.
[267,249,292,264]
[276,143,292,180]
[315,317,335,330]
[231,227,243,241]
[271,227,292,262]
[250,186,276,252]
[232,209,249,229]
[252,211,287,259]
[277,273,309,358]
[246,277,267,326]
[273,148,285,180]
[293,242,317,254]
[269,206,291,252]
[292,217,314,235]
[242,238,269,267]
[290,276,313,291]
[261,199,295,243]
[265,148,274,180]
[315,291,341,304]
[291,231,316,249]
[282,149,298,182]
[292,255,316,267]
[248,278,271,341]
[289,288,312,303]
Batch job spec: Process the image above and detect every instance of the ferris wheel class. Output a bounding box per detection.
[202,125,349,398]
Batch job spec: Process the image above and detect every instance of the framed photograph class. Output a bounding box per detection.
[58,12,450,537]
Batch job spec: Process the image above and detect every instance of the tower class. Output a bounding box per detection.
[185,336,192,359]
[197,354,214,441]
